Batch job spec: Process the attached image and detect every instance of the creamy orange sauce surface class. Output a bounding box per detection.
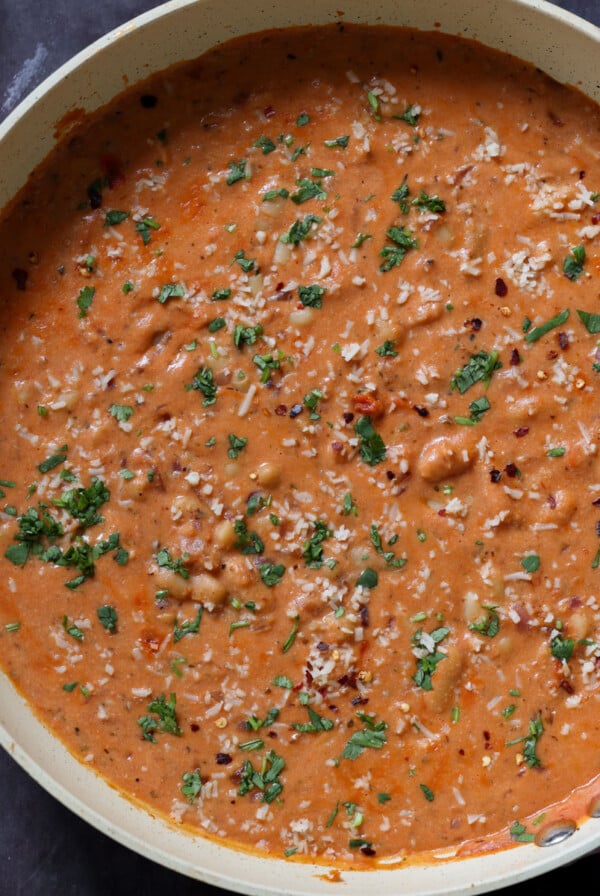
[1,24,600,868]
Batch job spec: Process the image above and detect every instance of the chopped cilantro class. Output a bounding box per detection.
[52,477,110,528]
[505,713,544,767]
[227,434,248,458]
[238,749,285,803]
[324,135,349,148]
[135,215,160,245]
[97,604,118,632]
[282,614,300,652]
[412,191,446,213]
[233,519,264,554]
[77,286,95,319]
[38,445,68,474]
[291,178,326,204]
[256,549,282,572]
[468,605,500,637]
[104,210,129,226]
[212,288,231,301]
[157,282,185,304]
[375,340,398,357]
[109,404,134,423]
[354,415,386,465]
[292,705,334,733]
[342,712,388,759]
[412,626,450,690]
[174,607,203,643]
[451,350,501,393]
[356,567,378,589]
[186,366,217,406]
[524,309,570,344]
[521,554,540,573]
[226,159,248,185]
[233,323,263,347]
[254,135,276,154]
[577,309,600,334]
[563,245,586,281]
[550,632,575,662]
[156,546,189,579]
[302,519,332,568]
[232,249,255,272]
[298,284,325,308]
[181,770,203,803]
[280,214,321,245]
[379,226,418,272]
[137,693,182,743]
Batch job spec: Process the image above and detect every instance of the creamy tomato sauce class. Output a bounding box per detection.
[1,23,600,868]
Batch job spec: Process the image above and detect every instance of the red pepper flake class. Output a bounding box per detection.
[274,404,288,416]
[592,213,600,225]
[495,277,508,297]
[263,105,276,118]
[505,463,519,478]
[465,317,483,332]
[510,348,521,366]
[547,494,557,509]
[216,752,233,765]
[342,412,355,424]
[514,427,529,438]
[593,497,600,507]
[413,405,430,418]
[558,332,569,350]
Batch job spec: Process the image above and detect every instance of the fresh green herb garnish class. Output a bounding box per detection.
[238,749,285,803]
[174,607,203,643]
[226,159,249,185]
[341,712,388,760]
[186,366,217,406]
[157,282,185,304]
[280,214,322,245]
[292,705,334,733]
[563,245,586,281]
[302,519,333,568]
[524,310,570,344]
[97,604,118,632]
[77,286,95,318]
[451,351,501,393]
[379,226,418,272]
[156,546,189,579]
[469,605,499,637]
[354,416,386,465]
[137,693,182,742]
[260,562,286,586]
[104,210,129,226]
[576,309,600,333]
[109,404,134,423]
[181,770,203,803]
[135,215,160,245]
[412,626,450,690]
[298,284,325,308]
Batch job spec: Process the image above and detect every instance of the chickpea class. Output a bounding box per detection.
[255,462,281,488]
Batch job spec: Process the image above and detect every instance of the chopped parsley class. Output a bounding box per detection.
[324,135,349,148]
[412,191,446,213]
[232,249,255,272]
[298,284,326,308]
[238,749,285,803]
[233,323,263,347]
[505,713,544,768]
[354,415,386,465]
[577,309,600,334]
[280,214,322,245]
[412,625,450,690]
[563,244,586,281]
[77,285,95,318]
[302,519,333,568]
[292,705,334,733]
[97,604,118,633]
[282,615,300,653]
[173,607,203,643]
[524,309,570,344]
[450,350,501,393]
[259,562,286,586]
[52,477,110,529]
[135,215,160,245]
[379,226,418,272]
[521,554,540,573]
[157,282,185,304]
[226,159,249,185]
[104,210,129,226]
[254,135,276,154]
[137,693,182,743]
[227,434,248,458]
[375,340,398,357]
[550,632,575,662]
[109,403,134,423]
[186,366,217,406]
[38,445,68,474]
[291,178,326,204]
[341,712,388,759]
[468,605,499,637]
[356,567,378,588]
[181,770,203,803]
[156,546,189,578]
[233,519,264,554]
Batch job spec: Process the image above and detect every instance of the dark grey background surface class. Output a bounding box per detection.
[1,0,599,893]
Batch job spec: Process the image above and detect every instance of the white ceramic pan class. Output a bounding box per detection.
[1,1,600,893]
